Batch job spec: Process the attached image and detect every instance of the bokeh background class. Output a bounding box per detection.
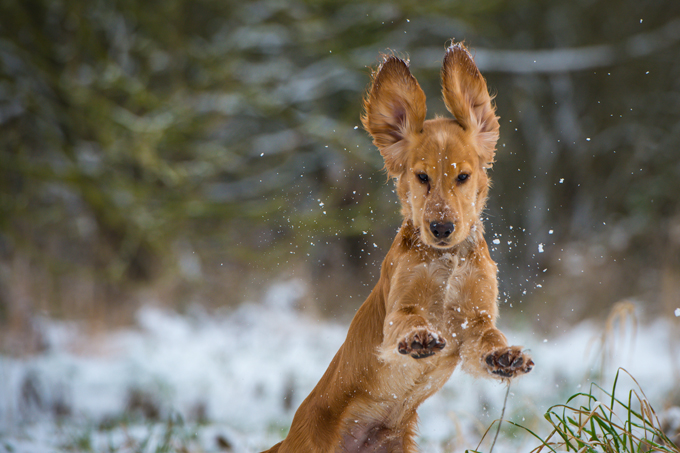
[1,0,680,451]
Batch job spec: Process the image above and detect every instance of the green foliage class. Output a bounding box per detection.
[2,0,680,319]
[509,369,679,453]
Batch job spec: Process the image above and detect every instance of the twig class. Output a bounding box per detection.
[489,381,512,453]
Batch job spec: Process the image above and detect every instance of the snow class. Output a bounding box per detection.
[0,280,678,452]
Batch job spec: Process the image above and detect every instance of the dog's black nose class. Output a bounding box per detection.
[429,222,454,239]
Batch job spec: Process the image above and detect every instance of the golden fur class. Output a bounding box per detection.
[262,41,533,453]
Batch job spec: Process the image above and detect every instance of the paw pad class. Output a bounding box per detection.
[484,347,534,378]
[398,329,446,359]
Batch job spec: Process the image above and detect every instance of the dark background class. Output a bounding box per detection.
[2,0,680,353]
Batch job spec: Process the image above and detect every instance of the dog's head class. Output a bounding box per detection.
[362,42,500,249]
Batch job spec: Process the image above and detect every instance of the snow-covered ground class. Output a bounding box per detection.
[0,280,678,452]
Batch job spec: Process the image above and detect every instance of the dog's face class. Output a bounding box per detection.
[362,43,500,249]
[404,119,490,248]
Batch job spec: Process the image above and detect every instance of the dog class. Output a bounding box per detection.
[262,41,533,453]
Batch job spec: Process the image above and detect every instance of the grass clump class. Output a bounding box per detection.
[511,368,679,453]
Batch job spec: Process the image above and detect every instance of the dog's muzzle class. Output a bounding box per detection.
[429,222,454,239]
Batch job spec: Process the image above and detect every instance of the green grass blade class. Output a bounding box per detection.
[507,421,560,453]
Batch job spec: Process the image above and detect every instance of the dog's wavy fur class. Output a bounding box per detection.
[262,41,533,453]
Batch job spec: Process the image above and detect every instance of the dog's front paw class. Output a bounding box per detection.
[398,328,446,359]
[484,346,534,378]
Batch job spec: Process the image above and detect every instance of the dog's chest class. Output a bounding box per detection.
[429,252,473,311]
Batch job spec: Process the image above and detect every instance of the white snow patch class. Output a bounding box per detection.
[0,281,678,452]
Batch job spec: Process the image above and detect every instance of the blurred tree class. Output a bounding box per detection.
[1,0,679,340]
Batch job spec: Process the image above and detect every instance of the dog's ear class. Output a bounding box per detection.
[441,42,500,168]
[362,56,426,176]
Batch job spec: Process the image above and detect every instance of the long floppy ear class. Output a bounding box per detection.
[441,42,500,168]
[362,56,426,176]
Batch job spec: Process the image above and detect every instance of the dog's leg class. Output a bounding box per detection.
[383,304,447,359]
[379,261,449,361]
[448,248,534,380]
[458,311,534,379]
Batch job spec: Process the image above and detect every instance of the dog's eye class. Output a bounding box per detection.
[417,173,429,184]
[457,173,470,183]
